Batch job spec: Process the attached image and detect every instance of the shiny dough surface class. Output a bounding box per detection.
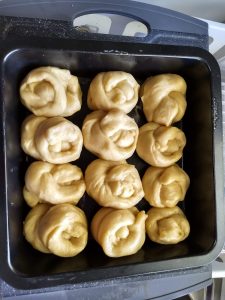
[20,66,82,117]
[85,159,144,209]
[21,115,83,164]
[24,203,88,257]
[136,122,186,167]
[142,164,190,208]
[141,74,187,126]
[87,71,139,113]
[24,161,85,207]
[146,206,190,244]
[91,207,147,257]
[82,109,138,161]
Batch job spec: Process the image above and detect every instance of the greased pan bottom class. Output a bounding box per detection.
[0,38,223,289]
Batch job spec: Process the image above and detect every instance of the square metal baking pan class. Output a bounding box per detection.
[0,37,224,289]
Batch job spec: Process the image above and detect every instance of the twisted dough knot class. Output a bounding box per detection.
[146,206,190,244]
[136,122,186,167]
[141,74,187,126]
[82,109,138,161]
[20,67,82,117]
[142,164,190,208]
[21,115,83,164]
[24,161,86,207]
[91,207,147,257]
[85,159,144,209]
[24,204,88,257]
[87,71,139,113]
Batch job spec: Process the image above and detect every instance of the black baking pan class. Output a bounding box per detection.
[0,0,224,291]
[0,37,224,290]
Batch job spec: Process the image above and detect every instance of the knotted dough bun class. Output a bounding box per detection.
[91,207,147,257]
[23,161,85,207]
[142,164,190,208]
[82,109,138,161]
[136,122,186,167]
[20,67,82,117]
[85,159,144,209]
[146,206,190,244]
[38,204,88,257]
[87,71,139,113]
[141,74,187,126]
[21,115,83,164]
[24,203,88,257]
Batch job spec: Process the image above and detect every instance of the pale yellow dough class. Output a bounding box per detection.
[23,161,85,207]
[24,203,88,257]
[38,204,88,257]
[87,71,139,113]
[20,114,47,160]
[21,115,83,164]
[142,164,190,208]
[85,159,144,209]
[23,203,51,253]
[20,67,82,117]
[82,109,138,161]
[136,122,186,167]
[91,207,147,257]
[141,74,187,126]
[146,206,190,244]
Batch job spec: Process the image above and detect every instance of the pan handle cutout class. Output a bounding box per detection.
[73,13,148,37]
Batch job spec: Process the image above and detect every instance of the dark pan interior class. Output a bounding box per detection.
[2,48,215,277]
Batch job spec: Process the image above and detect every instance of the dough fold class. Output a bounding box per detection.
[141,74,187,126]
[142,164,190,207]
[146,206,190,244]
[24,161,85,207]
[24,203,88,257]
[20,66,82,117]
[85,159,144,209]
[21,115,83,163]
[88,71,139,113]
[136,122,186,167]
[82,109,138,161]
[91,207,147,257]
[23,203,51,253]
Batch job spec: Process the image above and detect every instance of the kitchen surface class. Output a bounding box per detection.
[0,1,225,299]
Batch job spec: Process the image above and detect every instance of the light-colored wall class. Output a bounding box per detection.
[135,0,225,22]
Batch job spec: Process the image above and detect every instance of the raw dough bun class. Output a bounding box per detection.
[141,74,187,126]
[85,159,144,209]
[146,206,190,244]
[87,71,139,113]
[136,122,186,167]
[82,109,138,161]
[21,115,83,164]
[24,203,88,257]
[38,204,88,257]
[20,66,82,117]
[23,203,51,253]
[91,207,147,257]
[24,161,85,207]
[142,164,190,207]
